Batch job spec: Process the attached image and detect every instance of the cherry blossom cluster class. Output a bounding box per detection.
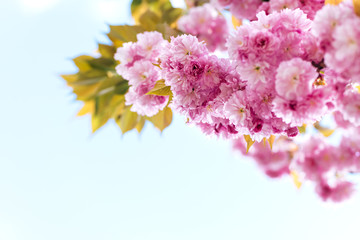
[177,3,228,52]
[225,9,329,140]
[114,32,169,116]
[113,0,360,201]
[159,34,249,138]
[313,1,360,127]
[295,133,360,202]
[233,137,296,178]
[233,130,360,202]
[210,0,324,20]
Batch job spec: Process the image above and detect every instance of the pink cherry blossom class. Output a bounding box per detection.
[337,87,360,127]
[177,4,228,52]
[269,0,300,13]
[233,136,295,178]
[316,181,354,202]
[125,85,169,117]
[275,58,317,100]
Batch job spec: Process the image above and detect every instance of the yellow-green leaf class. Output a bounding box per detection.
[77,101,94,116]
[139,10,161,31]
[268,135,276,150]
[243,135,255,153]
[73,55,95,72]
[146,79,172,96]
[185,0,209,8]
[290,171,302,189]
[71,82,104,101]
[91,94,125,133]
[114,81,130,95]
[136,117,146,133]
[325,0,345,4]
[162,7,183,25]
[87,58,115,71]
[61,74,78,83]
[98,43,116,59]
[117,106,139,134]
[91,114,108,133]
[146,107,173,132]
[107,25,145,47]
[131,0,173,24]
[354,0,360,16]
[155,23,183,41]
[231,15,242,29]
[314,122,335,137]
[356,85,360,93]
[298,124,307,134]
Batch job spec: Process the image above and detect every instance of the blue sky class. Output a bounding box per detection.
[0,0,360,239]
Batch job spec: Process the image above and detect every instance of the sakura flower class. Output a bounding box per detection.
[272,89,329,127]
[136,31,166,60]
[237,60,272,92]
[114,31,169,117]
[269,0,300,12]
[294,136,337,181]
[249,30,280,57]
[312,2,353,51]
[338,132,360,171]
[233,136,295,178]
[326,18,360,80]
[337,87,360,127]
[211,0,263,20]
[316,180,354,202]
[223,90,249,127]
[266,0,324,20]
[125,85,168,117]
[114,42,145,79]
[126,61,160,87]
[313,0,360,83]
[196,118,239,139]
[275,58,317,100]
[177,4,228,52]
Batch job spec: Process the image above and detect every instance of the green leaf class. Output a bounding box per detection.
[69,76,106,86]
[146,107,172,132]
[96,76,124,96]
[161,7,183,25]
[73,55,95,72]
[298,124,307,134]
[155,23,183,41]
[87,58,116,71]
[107,25,145,47]
[71,81,104,101]
[117,106,140,134]
[131,0,173,24]
[114,81,130,95]
[136,117,146,133]
[77,101,94,116]
[146,79,172,96]
[92,94,125,132]
[61,74,78,83]
[139,10,161,30]
[98,43,116,58]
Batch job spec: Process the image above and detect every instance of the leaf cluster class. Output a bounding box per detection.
[62,0,183,134]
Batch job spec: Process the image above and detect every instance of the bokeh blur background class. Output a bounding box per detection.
[1,0,360,239]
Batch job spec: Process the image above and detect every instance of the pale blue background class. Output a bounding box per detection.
[0,0,360,239]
